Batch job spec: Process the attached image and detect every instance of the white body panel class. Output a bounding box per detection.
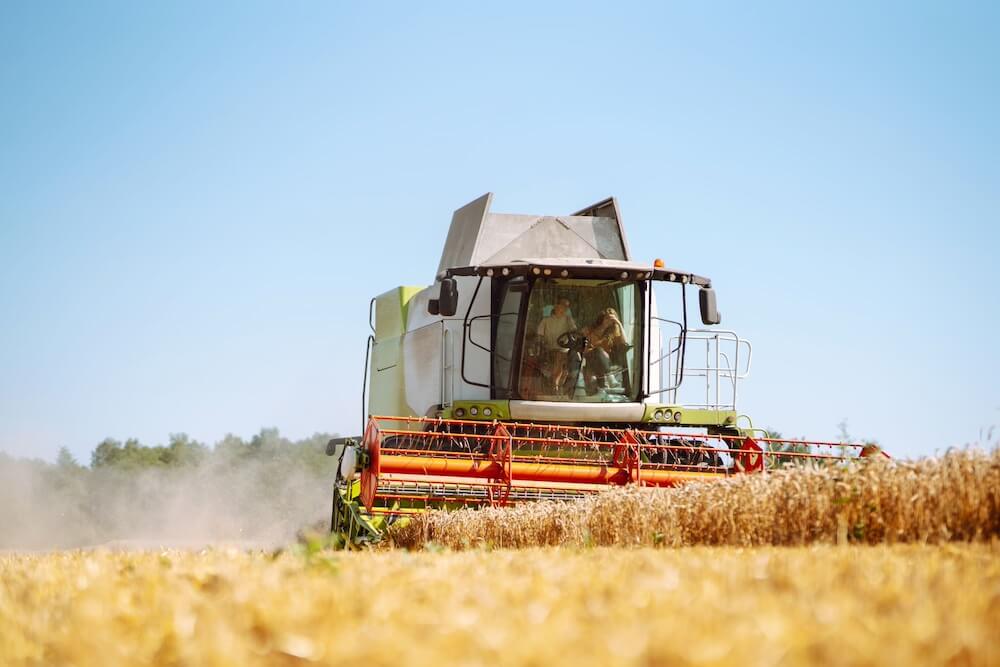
[401,321,443,417]
[399,276,491,412]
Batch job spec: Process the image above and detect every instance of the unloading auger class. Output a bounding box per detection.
[326,194,887,546]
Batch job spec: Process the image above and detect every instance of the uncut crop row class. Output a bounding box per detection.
[389,448,1000,550]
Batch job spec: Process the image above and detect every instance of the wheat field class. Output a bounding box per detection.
[2,544,999,667]
[3,449,999,667]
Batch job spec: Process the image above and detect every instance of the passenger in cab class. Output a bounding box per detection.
[582,307,627,391]
[536,297,577,392]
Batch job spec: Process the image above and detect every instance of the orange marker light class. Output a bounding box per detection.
[653,258,665,268]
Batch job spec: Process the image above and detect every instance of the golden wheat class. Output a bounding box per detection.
[389,448,1000,550]
[3,449,997,666]
[1,545,998,666]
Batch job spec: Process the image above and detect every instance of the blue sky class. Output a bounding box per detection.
[1,1,997,462]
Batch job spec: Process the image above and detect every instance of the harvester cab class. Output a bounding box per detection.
[328,193,882,546]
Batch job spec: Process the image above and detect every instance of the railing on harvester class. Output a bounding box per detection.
[649,319,752,411]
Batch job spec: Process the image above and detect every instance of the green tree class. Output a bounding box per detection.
[56,446,82,470]
[164,433,207,466]
[91,438,123,468]
[764,428,813,468]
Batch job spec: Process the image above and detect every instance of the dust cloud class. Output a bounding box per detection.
[0,444,337,550]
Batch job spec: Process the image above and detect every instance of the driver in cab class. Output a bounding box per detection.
[537,297,577,391]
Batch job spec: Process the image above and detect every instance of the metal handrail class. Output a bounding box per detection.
[661,329,752,411]
[441,323,453,407]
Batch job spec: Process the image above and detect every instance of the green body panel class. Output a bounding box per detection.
[641,404,739,428]
[444,400,512,420]
[441,400,737,429]
[372,286,424,342]
[397,285,423,328]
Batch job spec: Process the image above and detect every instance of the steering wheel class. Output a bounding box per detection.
[557,330,588,351]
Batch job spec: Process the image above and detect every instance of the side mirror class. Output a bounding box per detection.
[427,299,440,315]
[326,436,356,456]
[699,287,721,325]
[439,278,459,317]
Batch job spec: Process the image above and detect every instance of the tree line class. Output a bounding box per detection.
[0,428,340,548]
[32,428,338,474]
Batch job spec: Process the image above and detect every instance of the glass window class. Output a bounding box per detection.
[493,281,525,398]
[517,278,641,402]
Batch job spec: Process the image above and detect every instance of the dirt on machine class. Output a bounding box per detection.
[326,193,887,546]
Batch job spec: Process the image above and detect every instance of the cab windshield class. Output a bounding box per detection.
[506,278,641,402]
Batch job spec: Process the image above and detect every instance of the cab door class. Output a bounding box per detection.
[492,278,527,399]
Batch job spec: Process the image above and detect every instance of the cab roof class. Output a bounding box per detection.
[443,258,711,288]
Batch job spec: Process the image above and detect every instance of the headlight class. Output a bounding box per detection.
[653,409,664,421]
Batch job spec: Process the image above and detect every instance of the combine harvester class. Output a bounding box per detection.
[327,194,885,545]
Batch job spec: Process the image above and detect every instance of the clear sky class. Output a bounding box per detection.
[1,1,997,462]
